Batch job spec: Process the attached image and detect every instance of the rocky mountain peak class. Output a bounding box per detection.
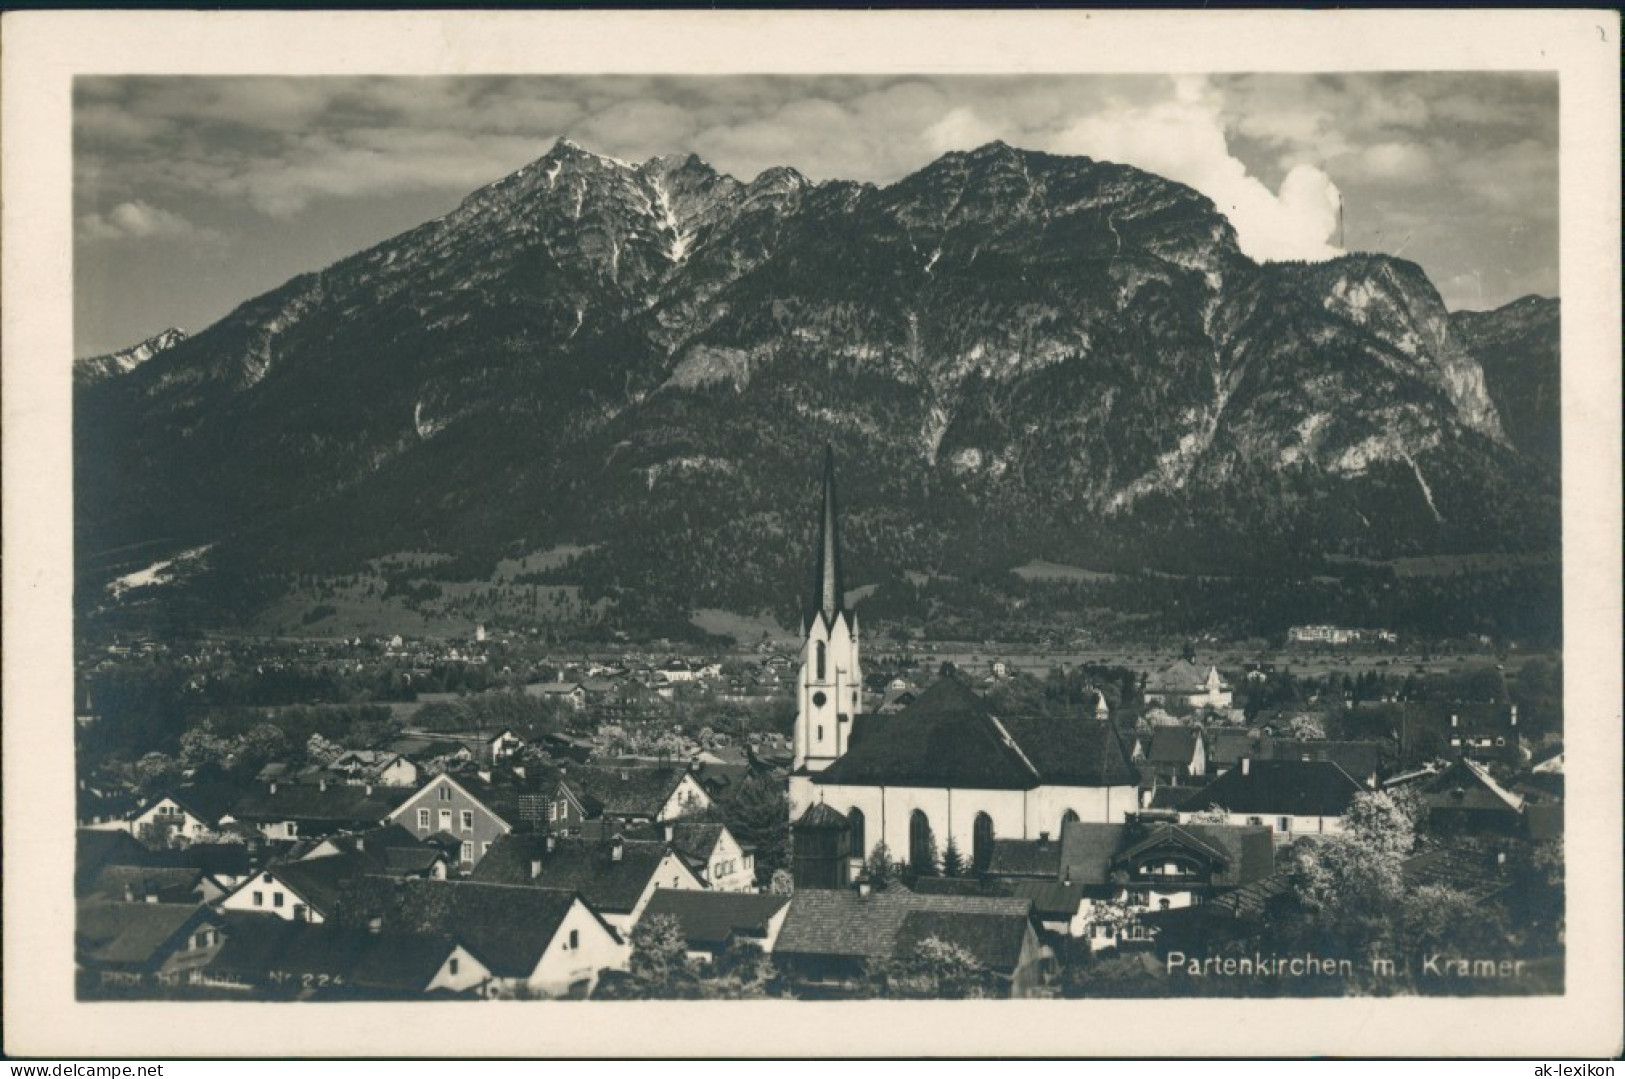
[74,326,189,386]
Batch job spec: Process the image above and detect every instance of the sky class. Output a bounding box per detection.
[74,73,1558,357]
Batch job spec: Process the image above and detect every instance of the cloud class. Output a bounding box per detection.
[1047,80,1343,262]
[79,200,218,243]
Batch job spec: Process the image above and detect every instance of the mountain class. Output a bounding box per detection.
[73,327,188,386]
[75,140,1560,635]
[1450,296,1560,467]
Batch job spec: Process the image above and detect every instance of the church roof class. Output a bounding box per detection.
[815,679,1040,789]
[808,444,846,624]
[812,678,1139,790]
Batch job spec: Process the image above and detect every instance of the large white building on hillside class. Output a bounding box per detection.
[786,450,1140,875]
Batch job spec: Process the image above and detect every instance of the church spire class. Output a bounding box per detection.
[812,444,845,624]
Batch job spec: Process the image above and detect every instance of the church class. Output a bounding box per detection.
[786,450,1141,876]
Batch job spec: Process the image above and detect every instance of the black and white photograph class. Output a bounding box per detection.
[4,8,1620,1060]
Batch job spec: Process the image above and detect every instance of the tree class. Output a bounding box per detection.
[592,914,704,999]
[864,936,1000,999]
[1185,804,1231,825]
[941,836,967,878]
[721,771,790,876]
[865,840,897,887]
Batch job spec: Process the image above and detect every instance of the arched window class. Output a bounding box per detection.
[848,807,866,859]
[973,812,995,874]
[815,641,826,681]
[909,810,935,872]
[1061,808,1080,833]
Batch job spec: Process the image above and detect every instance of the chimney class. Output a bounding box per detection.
[478,768,492,784]
[1062,867,1071,886]
[663,822,676,844]
[545,833,557,854]
[269,781,278,795]
[367,915,383,935]
[364,783,373,797]
[1241,757,1251,776]
[611,834,624,863]
[1509,705,1518,727]
[355,837,365,852]
[1038,831,1051,849]
[319,778,328,792]
[1451,713,1459,729]
[123,882,135,903]
[855,874,873,899]
[530,858,543,880]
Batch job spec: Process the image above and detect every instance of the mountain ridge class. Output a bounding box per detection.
[75,140,1560,635]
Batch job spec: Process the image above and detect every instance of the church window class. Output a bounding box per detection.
[812,691,827,708]
[817,726,823,742]
[848,807,866,856]
[973,812,994,874]
[816,641,826,680]
[909,810,935,871]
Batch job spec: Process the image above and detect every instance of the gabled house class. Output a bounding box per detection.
[1206,731,1386,788]
[772,884,1047,998]
[128,784,239,846]
[664,821,756,892]
[327,750,419,788]
[386,773,514,870]
[549,765,712,832]
[223,780,411,842]
[1143,661,1232,711]
[527,681,589,710]
[84,865,225,906]
[912,876,1087,940]
[1399,701,1523,766]
[640,890,792,963]
[297,823,450,879]
[335,877,627,997]
[205,912,464,998]
[471,833,706,933]
[1398,757,1526,835]
[1145,727,1206,786]
[76,901,225,990]
[219,855,369,923]
[1174,759,1365,840]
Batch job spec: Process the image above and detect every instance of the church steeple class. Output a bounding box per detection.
[812,444,845,624]
[794,444,862,773]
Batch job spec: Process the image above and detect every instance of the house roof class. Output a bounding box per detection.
[305,824,446,877]
[76,901,216,969]
[1416,758,1525,815]
[1401,846,1514,903]
[1056,824,1128,887]
[228,782,410,826]
[910,876,1084,921]
[640,890,790,951]
[986,837,1062,879]
[255,851,387,915]
[665,822,726,864]
[892,910,1030,974]
[76,829,151,893]
[469,834,678,913]
[1207,733,1385,781]
[1145,661,1222,693]
[1108,822,1276,887]
[87,865,208,904]
[816,679,1136,790]
[143,842,255,878]
[150,782,241,825]
[211,912,455,993]
[1175,759,1364,817]
[559,765,692,818]
[794,802,850,831]
[774,887,1033,971]
[333,877,592,979]
[1147,727,1203,766]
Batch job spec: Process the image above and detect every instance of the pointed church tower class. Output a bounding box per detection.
[794,446,863,772]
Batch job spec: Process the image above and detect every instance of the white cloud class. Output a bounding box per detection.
[79,200,216,242]
[1048,81,1343,263]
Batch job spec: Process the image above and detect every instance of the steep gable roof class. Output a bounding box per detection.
[911,876,1083,922]
[893,909,1030,974]
[76,901,217,968]
[775,887,1033,967]
[228,782,411,826]
[1176,759,1364,817]
[469,834,686,912]
[1146,727,1203,765]
[666,822,727,864]
[334,876,592,978]
[212,911,457,993]
[390,773,514,831]
[641,890,790,951]
[1056,823,1129,887]
[986,837,1062,879]
[87,865,208,904]
[558,765,695,818]
[997,715,1141,786]
[1416,758,1525,814]
[1146,660,1221,693]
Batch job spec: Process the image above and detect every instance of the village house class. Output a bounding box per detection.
[661,821,757,892]
[471,832,704,934]
[76,901,226,991]
[334,877,628,998]
[204,911,462,998]
[1389,758,1527,835]
[385,773,514,870]
[549,764,712,833]
[127,784,239,846]
[1143,660,1233,711]
[326,749,419,788]
[1145,727,1207,786]
[219,855,364,923]
[1171,759,1365,841]
[526,681,589,710]
[639,890,792,964]
[1399,702,1523,767]
[223,780,412,842]
[1206,731,1387,789]
[82,864,226,906]
[772,882,1048,998]
[911,875,1087,940]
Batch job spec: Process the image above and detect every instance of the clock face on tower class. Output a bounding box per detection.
[812,691,828,708]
